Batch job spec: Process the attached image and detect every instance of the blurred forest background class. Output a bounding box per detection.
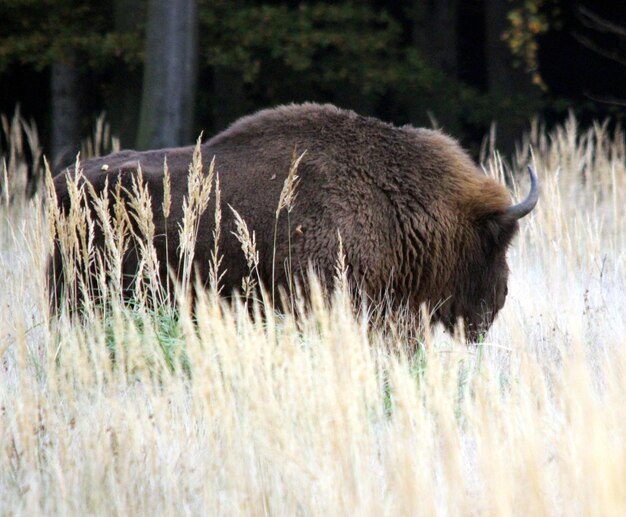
[1,0,625,168]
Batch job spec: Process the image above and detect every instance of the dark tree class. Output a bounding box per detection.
[105,0,145,149]
[0,1,143,162]
[50,53,82,167]
[137,0,198,149]
[485,0,540,152]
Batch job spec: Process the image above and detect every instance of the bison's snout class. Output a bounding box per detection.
[441,317,489,344]
[464,320,491,344]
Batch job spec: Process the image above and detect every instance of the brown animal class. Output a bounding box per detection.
[50,103,538,340]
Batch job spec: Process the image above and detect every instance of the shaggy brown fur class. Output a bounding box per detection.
[50,103,533,340]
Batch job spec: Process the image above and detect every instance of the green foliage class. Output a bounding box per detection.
[198,0,523,135]
[0,0,143,71]
[0,0,546,148]
[200,1,405,99]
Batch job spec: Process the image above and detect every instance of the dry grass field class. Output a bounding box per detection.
[0,113,624,516]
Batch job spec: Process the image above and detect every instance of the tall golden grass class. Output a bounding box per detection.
[0,111,625,515]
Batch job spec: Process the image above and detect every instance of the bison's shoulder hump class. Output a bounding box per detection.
[399,127,512,216]
[206,103,361,145]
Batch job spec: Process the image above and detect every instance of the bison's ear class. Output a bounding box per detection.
[464,184,518,249]
[477,165,540,249]
[483,214,520,250]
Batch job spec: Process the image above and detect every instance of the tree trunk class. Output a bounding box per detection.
[107,0,144,149]
[410,0,460,131]
[51,55,82,168]
[484,0,539,153]
[137,0,198,149]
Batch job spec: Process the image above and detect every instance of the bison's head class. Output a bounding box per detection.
[436,166,539,342]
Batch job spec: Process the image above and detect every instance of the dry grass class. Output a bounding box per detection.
[0,113,625,516]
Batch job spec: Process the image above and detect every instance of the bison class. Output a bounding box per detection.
[49,103,538,340]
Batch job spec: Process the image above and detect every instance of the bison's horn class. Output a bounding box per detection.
[506,166,539,220]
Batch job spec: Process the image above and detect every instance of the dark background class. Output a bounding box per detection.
[1,0,625,167]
